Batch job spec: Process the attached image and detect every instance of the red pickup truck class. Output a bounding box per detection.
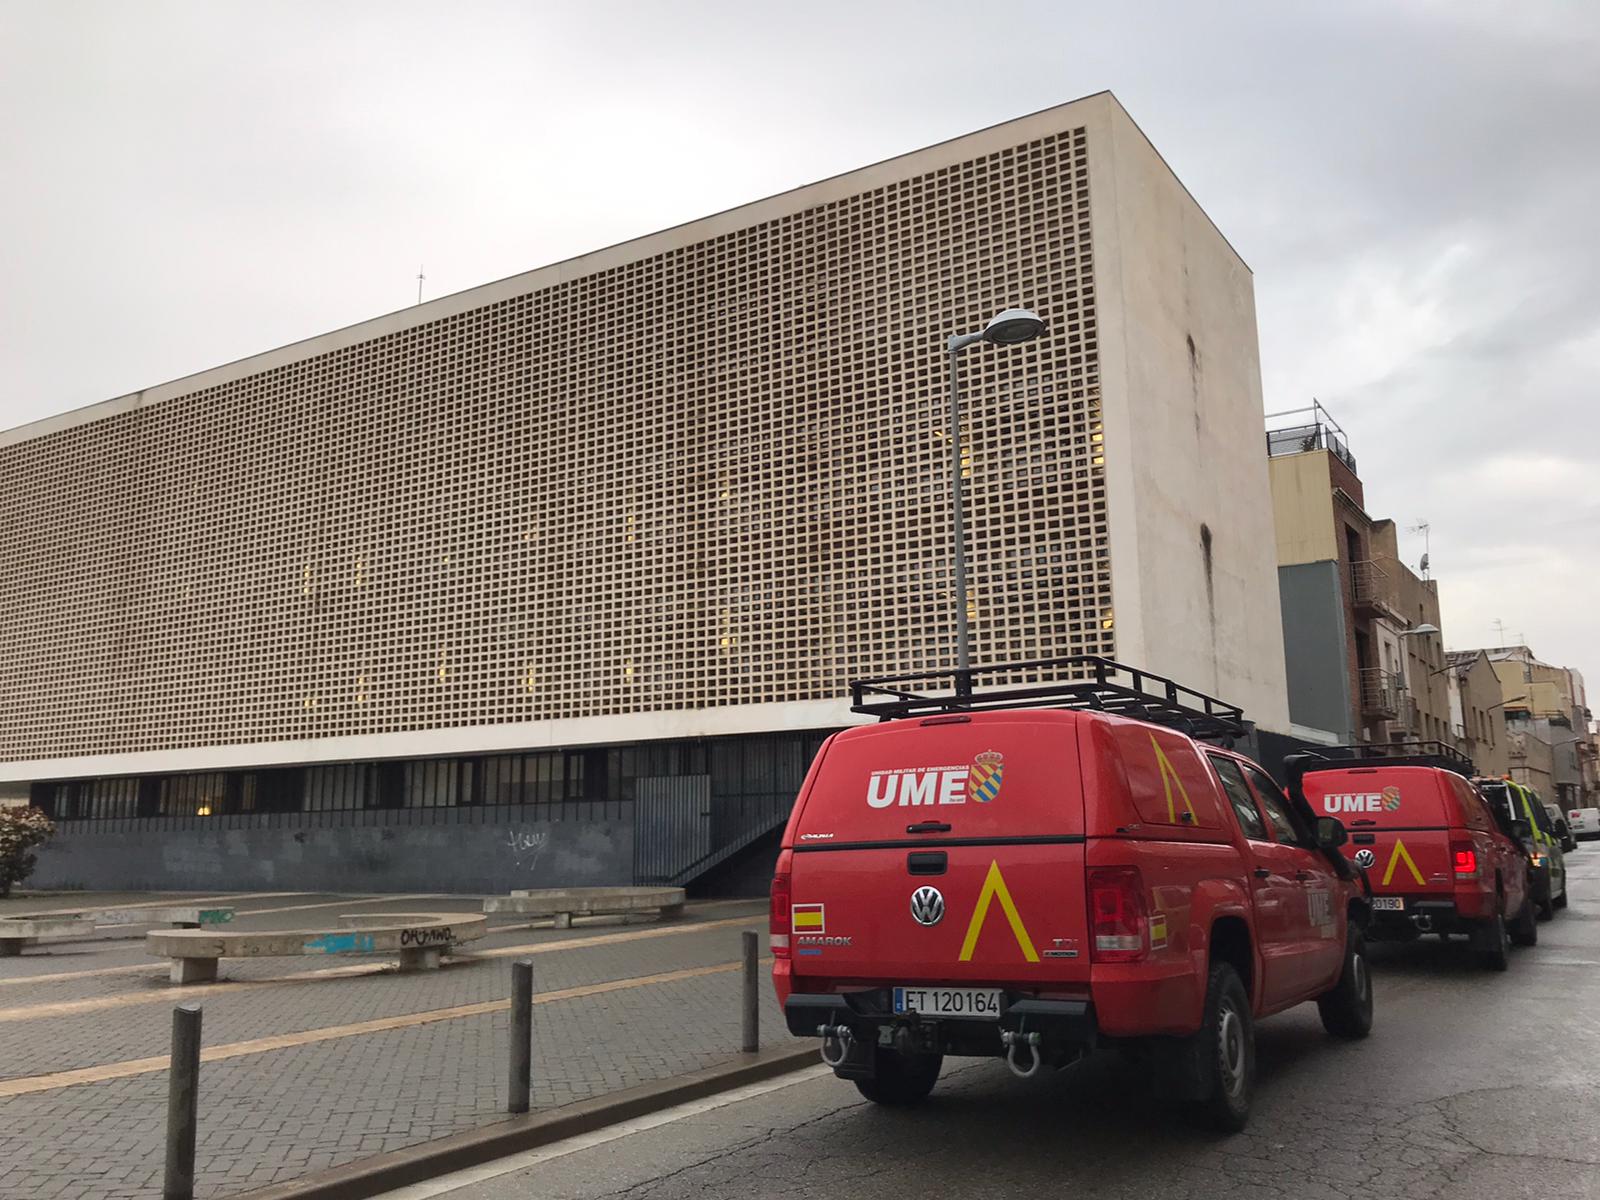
[774,659,1371,1131]
[1298,744,1535,969]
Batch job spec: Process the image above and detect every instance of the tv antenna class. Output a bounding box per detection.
[416,265,425,306]
[1408,520,1431,578]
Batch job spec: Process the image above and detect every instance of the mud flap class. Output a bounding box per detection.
[1149,1036,1208,1101]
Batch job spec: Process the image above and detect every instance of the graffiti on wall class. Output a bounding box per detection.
[505,828,550,872]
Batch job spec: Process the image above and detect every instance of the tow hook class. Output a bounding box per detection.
[818,1024,854,1068]
[1412,914,1433,932]
[1002,1030,1042,1079]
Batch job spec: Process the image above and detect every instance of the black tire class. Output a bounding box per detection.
[1554,882,1569,910]
[1476,907,1510,972]
[1510,896,1539,947]
[1537,891,1555,922]
[852,1048,943,1106]
[1185,963,1254,1133]
[1317,927,1374,1039]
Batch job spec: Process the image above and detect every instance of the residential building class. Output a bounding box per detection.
[1267,405,1440,745]
[1464,647,1594,807]
[1445,649,1508,777]
[1,92,1295,892]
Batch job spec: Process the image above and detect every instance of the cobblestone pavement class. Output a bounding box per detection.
[407,852,1600,1200]
[0,893,772,1199]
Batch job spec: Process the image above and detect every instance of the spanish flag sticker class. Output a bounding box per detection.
[792,903,826,935]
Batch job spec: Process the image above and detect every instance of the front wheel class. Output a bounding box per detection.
[852,1048,942,1106]
[1317,927,1374,1039]
[1185,963,1254,1133]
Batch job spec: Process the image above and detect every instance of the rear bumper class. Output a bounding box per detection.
[1365,898,1489,940]
[784,989,1097,1062]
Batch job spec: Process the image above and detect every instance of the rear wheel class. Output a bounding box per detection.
[853,1048,942,1106]
[1554,882,1569,910]
[1185,963,1254,1133]
[1476,907,1510,972]
[1317,927,1374,1039]
[1510,896,1539,947]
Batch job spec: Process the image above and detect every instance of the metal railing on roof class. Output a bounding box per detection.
[1264,401,1358,474]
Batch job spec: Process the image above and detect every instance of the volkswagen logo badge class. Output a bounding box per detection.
[1353,848,1376,869]
[910,886,945,926]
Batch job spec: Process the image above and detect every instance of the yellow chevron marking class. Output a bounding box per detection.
[958,861,1039,963]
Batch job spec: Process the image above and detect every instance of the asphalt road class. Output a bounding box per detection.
[393,849,1600,1200]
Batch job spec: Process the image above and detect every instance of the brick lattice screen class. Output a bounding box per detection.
[0,125,1108,761]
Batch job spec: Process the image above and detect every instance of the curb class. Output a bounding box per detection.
[228,1045,822,1200]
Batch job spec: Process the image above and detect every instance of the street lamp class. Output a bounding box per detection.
[1398,624,1442,739]
[945,308,1046,671]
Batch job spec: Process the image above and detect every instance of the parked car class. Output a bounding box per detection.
[772,657,1371,1132]
[1569,808,1600,841]
[1546,802,1578,853]
[1297,744,1534,970]
[1478,778,1567,919]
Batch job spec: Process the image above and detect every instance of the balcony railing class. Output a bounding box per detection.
[1264,403,1358,474]
[1360,668,1403,719]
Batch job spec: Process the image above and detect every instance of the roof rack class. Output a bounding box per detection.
[848,655,1246,739]
[1300,740,1476,778]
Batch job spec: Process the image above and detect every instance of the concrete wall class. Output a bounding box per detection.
[1277,562,1354,742]
[29,808,634,893]
[1090,98,1291,731]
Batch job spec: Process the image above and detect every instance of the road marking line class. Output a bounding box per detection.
[0,915,761,1006]
[0,963,159,988]
[0,961,750,1097]
[379,1065,833,1199]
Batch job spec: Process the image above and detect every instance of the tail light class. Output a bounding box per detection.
[1451,842,1479,880]
[770,869,792,959]
[1088,866,1147,962]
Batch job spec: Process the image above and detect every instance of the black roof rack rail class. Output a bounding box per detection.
[1300,740,1476,778]
[848,655,1246,739]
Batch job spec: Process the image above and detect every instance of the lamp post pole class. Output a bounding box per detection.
[943,309,1045,675]
[947,345,972,672]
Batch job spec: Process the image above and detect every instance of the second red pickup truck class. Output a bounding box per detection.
[774,658,1372,1131]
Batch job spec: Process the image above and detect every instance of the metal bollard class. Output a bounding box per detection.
[163,1003,202,1200]
[741,930,760,1053]
[508,959,533,1113]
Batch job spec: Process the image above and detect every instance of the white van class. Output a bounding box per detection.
[1568,808,1600,841]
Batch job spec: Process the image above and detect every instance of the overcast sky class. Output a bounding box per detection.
[3,1,1597,693]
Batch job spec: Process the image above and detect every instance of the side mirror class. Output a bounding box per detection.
[1314,816,1348,850]
[1511,819,1531,839]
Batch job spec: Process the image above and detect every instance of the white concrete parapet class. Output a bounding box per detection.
[146,912,488,984]
[482,886,687,929]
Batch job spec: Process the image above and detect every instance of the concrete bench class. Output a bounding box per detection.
[146,912,488,984]
[482,886,687,929]
[86,906,235,929]
[0,918,96,956]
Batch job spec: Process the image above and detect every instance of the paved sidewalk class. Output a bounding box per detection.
[0,893,776,1200]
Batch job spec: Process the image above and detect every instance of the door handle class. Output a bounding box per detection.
[906,821,952,834]
[1253,867,1271,879]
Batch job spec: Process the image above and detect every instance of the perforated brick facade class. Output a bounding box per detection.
[2,119,1111,766]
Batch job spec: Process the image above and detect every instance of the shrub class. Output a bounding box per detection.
[0,806,55,899]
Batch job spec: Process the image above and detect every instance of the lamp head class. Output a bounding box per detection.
[982,308,1045,346]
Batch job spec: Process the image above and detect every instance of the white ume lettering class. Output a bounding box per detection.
[867,768,969,808]
[1322,793,1383,814]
